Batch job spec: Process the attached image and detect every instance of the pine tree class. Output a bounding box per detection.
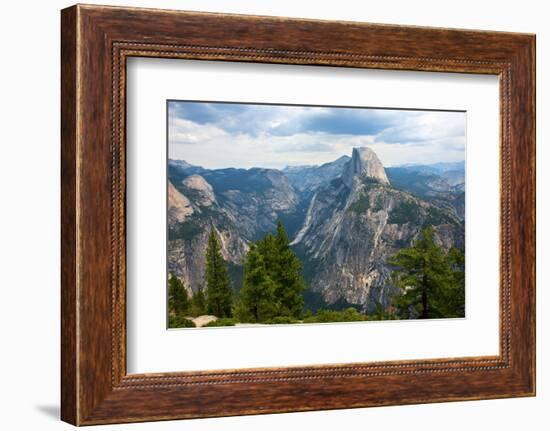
[237,245,277,322]
[272,220,305,318]
[389,226,458,319]
[236,221,306,322]
[168,274,190,317]
[256,233,277,276]
[445,247,466,317]
[204,229,233,317]
[190,285,207,317]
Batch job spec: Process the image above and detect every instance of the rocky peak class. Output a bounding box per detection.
[182,174,216,206]
[343,147,390,188]
[168,181,193,223]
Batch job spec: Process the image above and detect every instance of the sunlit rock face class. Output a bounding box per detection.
[342,147,390,188]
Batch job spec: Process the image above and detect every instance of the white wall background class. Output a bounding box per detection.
[0,0,546,429]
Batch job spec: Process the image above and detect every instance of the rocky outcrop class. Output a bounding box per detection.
[291,148,463,312]
[203,167,300,240]
[343,147,389,188]
[167,165,300,293]
[168,226,248,295]
[181,174,216,206]
[168,181,193,224]
[167,172,248,294]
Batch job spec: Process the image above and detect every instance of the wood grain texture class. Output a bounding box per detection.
[60,5,78,425]
[60,4,536,425]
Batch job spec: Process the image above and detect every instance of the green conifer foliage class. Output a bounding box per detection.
[168,274,190,317]
[237,245,277,322]
[390,226,464,319]
[273,221,305,318]
[204,229,233,317]
[445,247,466,317]
[237,221,306,322]
[190,285,207,317]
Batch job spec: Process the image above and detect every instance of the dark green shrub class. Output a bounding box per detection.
[388,200,421,224]
[168,315,196,328]
[349,193,370,213]
[303,307,367,323]
[266,316,299,324]
[203,317,236,327]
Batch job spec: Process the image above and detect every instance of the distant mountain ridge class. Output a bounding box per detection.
[168,148,465,312]
[397,160,465,172]
[391,160,465,187]
[282,155,350,195]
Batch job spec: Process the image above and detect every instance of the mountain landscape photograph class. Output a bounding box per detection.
[167,101,466,329]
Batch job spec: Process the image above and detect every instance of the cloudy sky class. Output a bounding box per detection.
[168,101,466,169]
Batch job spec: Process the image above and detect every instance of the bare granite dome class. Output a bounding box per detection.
[343,147,390,187]
[182,174,216,206]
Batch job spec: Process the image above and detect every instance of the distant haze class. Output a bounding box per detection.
[168,101,466,169]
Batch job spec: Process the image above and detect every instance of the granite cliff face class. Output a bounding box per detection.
[289,147,462,312]
[205,167,299,240]
[167,174,249,295]
[167,147,464,311]
[167,163,300,294]
[343,147,390,187]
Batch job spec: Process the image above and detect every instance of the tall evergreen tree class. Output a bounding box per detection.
[190,285,207,317]
[389,226,460,319]
[238,221,306,321]
[445,247,466,317]
[272,220,305,318]
[256,233,277,275]
[168,274,190,316]
[237,245,277,322]
[204,229,233,317]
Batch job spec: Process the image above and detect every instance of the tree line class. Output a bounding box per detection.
[168,221,306,327]
[168,223,465,328]
[389,225,465,319]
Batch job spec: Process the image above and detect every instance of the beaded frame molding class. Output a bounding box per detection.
[61,4,535,425]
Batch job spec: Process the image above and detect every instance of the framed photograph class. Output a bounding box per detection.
[164,100,467,330]
[61,4,535,425]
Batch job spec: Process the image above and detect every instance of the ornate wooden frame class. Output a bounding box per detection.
[61,4,535,425]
